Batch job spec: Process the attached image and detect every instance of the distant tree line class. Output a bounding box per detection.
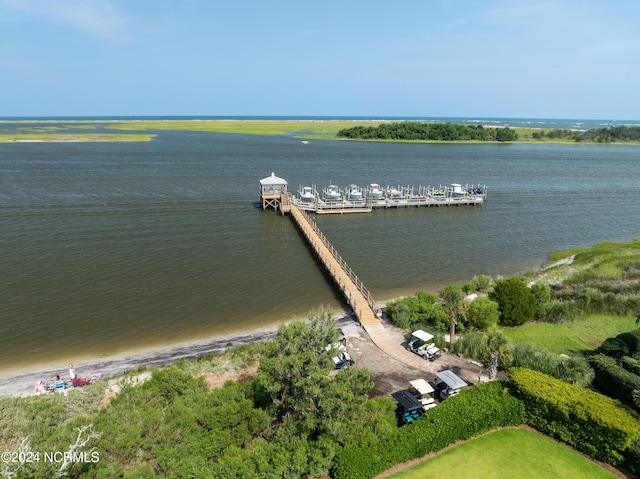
[336,122,519,142]
[532,125,640,143]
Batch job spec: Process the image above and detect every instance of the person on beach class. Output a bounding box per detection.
[69,364,77,381]
[35,381,46,395]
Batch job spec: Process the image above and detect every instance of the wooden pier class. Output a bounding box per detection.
[288,204,442,371]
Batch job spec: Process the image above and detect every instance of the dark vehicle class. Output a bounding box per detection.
[392,389,424,425]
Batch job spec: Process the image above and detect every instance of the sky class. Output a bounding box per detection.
[1,0,639,119]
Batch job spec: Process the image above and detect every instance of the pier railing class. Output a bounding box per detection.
[297,207,376,310]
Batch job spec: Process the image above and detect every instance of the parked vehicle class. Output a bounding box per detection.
[408,378,437,411]
[325,340,354,369]
[434,370,468,400]
[407,330,441,361]
[391,389,424,425]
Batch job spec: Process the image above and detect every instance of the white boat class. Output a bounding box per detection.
[298,186,315,202]
[368,183,384,200]
[323,184,342,201]
[385,185,403,199]
[301,140,309,144]
[345,184,363,201]
[450,183,466,197]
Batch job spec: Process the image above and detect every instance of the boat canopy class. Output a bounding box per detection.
[411,330,434,342]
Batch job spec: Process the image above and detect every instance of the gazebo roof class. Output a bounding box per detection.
[260,172,287,185]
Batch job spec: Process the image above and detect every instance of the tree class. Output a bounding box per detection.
[489,277,537,326]
[486,331,510,380]
[255,309,373,439]
[442,285,466,347]
[466,297,500,331]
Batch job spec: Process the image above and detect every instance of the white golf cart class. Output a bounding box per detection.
[325,340,354,369]
[408,378,437,410]
[407,329,441,361]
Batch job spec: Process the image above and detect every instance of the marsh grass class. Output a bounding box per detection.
[0,133,155,142]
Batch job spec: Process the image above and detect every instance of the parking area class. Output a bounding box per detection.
[338,319,491,398]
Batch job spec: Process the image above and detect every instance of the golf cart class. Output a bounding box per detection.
[434,370,468,400]
[391,389,424,425]
[408,378,437,410]
[325,340,354,369]
[407,330,441,361]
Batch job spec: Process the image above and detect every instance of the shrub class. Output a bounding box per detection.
[510,344,594,386]
[490,277,537,326]
[621,356,640,375]
[589,353,640,409]
[466,297,500,331]
[617,330,640,357]
[596,337,630,359]
[509,367,640,464]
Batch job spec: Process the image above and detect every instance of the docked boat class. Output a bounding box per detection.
[368,183,384,200]
[450,183,466,197]
[323,184,342,201]
[385,185,403,199]
[345,184,363,201]
[298,186,316,202]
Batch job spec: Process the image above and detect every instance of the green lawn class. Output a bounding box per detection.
[387,428,618,479]
[501,314,636,355]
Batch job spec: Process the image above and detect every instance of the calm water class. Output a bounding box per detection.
[1,131,640,373]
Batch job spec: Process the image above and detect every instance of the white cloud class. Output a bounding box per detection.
[2,0,127,39]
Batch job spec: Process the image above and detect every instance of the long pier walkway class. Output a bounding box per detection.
[288,204,435,371]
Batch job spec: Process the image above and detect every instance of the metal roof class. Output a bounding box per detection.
[436,370,468,390]
[259,172,287,185]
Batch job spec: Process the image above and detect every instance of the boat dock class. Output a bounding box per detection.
[295,183,486,214]
[259,172,481,370]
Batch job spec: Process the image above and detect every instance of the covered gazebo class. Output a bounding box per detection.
[259,172,289,212]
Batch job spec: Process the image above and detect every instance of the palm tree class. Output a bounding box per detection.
[486,331,510,380]
[442,285,465,349]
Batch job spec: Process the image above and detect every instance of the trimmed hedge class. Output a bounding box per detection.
[618,330,640,358]
[590,353,640,410]
[332,381,525,479]
[621,356,640,376]
[509,367,640,464]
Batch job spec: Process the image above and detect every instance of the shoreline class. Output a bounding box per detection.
[0,315,358,399]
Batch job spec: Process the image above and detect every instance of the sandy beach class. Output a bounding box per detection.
[0,327,280,398]
[0,315,365,398]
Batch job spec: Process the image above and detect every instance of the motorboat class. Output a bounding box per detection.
[345,184,363,201]
[450,183,467,197]
[298,186,315,202]
[368,183,384,200]
[323,183,342,201]
[385,185,403,199]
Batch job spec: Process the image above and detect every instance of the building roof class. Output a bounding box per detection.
[260,172,287,185]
